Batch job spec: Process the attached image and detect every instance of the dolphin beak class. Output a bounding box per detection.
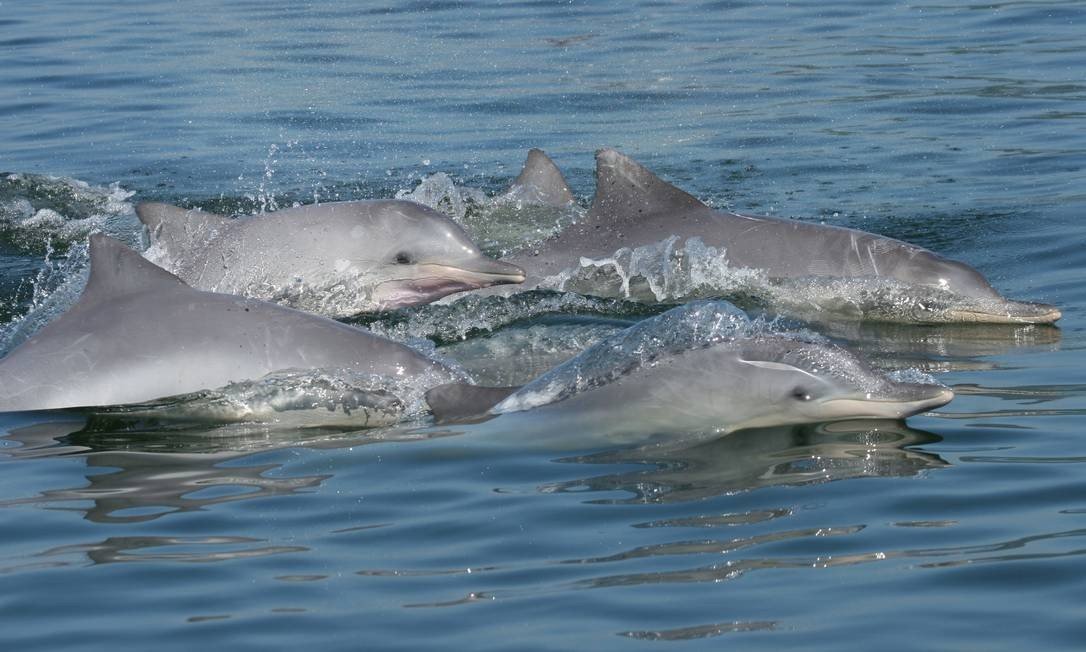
[375,259,527,310]
[445,258,527,286]
[823,384,954,420]
[948,300,1061,324]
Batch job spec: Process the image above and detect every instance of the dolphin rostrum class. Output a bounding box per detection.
[500,149,1058,324]
[136,199,526,318]
[425,301,954,446]
[0,234,456,418]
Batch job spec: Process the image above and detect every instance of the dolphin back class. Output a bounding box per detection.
[425,383,520,423]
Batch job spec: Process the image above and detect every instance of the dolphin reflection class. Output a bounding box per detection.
[0,416,416,524]
[541,420,948,503]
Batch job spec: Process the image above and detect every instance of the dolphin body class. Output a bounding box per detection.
[425,301,954,446]
[0,235,454,418]
[136,199,525,318]
[499,149,1059,324]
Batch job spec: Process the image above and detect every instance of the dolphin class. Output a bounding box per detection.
[0,234,455,419]
[499,149,1058,324]
[425,301,954,446]
[135,199,525,318]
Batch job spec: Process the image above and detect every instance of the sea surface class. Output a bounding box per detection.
[2,1,1085,649]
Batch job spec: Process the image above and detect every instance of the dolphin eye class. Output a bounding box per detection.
[792,388,812,401]
[394,252,413,265]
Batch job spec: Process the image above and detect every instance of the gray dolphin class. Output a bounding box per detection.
[136,199,525,318]
[0,234,453,416]
[425,301,953,445]
[500,149,1058,324]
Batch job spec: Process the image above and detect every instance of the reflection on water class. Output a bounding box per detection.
[572,524,1086,593]
[2,416,949,527]
[808,319,1062,373]
[563,524,867,564]
[37,536,308,566]
[545,420,948,503]
[0,417,416,524]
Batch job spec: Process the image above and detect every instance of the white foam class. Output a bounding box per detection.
[542,236,765,304]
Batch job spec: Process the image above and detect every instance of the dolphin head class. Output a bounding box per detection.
[893,250,1061,323]
[354,201,525,309]
[916,254,1004,301]
[721,336,954,430]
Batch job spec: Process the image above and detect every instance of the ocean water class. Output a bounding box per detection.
[2,1,1086,649]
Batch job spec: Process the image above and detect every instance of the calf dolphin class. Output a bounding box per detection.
[136,199,525,318]
[0,235,455,419]
[500,149,1058,324]
[425,301,954,446]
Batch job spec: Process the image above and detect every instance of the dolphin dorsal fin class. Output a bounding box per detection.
[586,148,707,224]
[508,149,574,207]
[135,202,229,257]
[425,383,520,424]
[82,234,187,303]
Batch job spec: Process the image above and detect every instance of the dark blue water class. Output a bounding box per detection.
[2,1,1085,649]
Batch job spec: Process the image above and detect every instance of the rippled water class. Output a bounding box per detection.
[2,1,1085,650]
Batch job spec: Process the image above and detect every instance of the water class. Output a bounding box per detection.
[2,0,1085,649]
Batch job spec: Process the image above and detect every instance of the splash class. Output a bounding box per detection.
[0,242,90,355]
[886,368,940,386]
[395,171,487,222]
[90,364,467,430]
[0,173,135,253]
[240,271,385,319]
[396,172,583,257]
[546,236,763,303]
[0,173,138,350]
